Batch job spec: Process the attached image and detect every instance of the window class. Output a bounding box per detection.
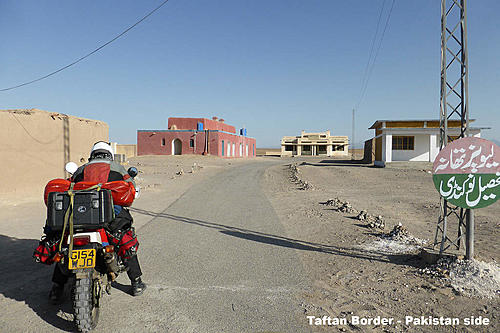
[222,140,225,156]
[161,138,165,146]
[392,136,414,150]
[333,145,344,151]
[189,139,194,147]
[285,145,294,151]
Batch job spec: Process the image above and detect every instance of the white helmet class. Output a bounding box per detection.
[90,141,114,161]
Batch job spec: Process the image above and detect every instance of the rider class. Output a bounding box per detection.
[49,141,146,301]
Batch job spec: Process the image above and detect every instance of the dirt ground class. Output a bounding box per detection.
[263,158,499,332]
[0,155,498,332]
[0,154,252,240]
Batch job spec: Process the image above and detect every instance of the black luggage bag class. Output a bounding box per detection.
[46,189,114,231]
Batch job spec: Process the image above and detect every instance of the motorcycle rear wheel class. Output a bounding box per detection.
[73,269,100,332]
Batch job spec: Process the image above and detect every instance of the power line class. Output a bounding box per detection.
[356,0,386,107]
[355,0,395,110]
[0,0,170,92]
[8,111,60,144]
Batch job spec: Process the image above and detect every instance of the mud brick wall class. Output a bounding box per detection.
[0,109,108,200]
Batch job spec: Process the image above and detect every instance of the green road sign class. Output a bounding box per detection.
[432,137,500,209]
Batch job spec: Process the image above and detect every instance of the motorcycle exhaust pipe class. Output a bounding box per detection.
[104,251,120,276]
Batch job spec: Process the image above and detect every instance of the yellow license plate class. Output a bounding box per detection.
[68,249,96,270]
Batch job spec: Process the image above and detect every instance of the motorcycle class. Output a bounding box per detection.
[55,227,126,332]
[35,162,139,332]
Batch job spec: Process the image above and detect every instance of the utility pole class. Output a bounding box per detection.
[63,115,70,178]
[433,0,474,259]
[352,109,355,159]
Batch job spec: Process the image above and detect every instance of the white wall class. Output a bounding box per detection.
[382,134,392,162]
[430,131,481,162]
[379,129,482,164]
[392,134,430,161]
[430,134,438,162]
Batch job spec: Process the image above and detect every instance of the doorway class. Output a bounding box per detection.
[172,138,182,155]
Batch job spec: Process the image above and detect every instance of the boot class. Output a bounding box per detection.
[131,277,147,296]
[49,283,64,303]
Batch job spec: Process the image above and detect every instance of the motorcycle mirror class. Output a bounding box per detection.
[127,167,138,178]
[65,162,78,175]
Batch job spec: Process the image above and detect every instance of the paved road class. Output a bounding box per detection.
[0,161,311,332]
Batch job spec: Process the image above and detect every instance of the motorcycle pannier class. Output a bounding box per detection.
[46,189,114,231]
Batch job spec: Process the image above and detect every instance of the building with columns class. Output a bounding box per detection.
[280,130,349,157]
[369,119,484,167]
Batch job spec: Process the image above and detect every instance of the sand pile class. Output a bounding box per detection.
[321,198,385,229]
[361,224,427,254]
[190,162,203,173]
[321,198,356,213]
[420,257,500,298]
[356,210,385,229]
[288,163,312,190]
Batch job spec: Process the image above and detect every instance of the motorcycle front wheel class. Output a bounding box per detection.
[73,269,101,332]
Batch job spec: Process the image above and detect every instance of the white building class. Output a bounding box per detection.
[369,119,485,167]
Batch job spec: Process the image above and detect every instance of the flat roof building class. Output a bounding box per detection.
[368,119,486,167]
[281,130,349,157]
[137,117,256,158]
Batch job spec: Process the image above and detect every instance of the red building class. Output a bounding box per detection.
[137,117,256,158]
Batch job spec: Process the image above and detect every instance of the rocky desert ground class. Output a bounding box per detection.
[264,157,499,332]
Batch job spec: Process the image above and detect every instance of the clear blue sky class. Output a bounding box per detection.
[1,0,499,147]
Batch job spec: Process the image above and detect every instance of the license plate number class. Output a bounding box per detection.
[68,249,96,270]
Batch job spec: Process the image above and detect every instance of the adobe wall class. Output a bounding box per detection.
[116,144,137,158]
[168,118,236,134]
[214,132,256,158]
[138,131,206,155]
[202,118,236,134]
[0,109,109,201]
[137,130,256,157]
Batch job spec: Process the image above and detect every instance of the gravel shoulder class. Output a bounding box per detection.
[262,158,499,332]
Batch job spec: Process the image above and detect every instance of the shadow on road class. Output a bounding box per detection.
[0,234,74,331]
[130,208,422,268]
[219,230,323,252]
[300,159,373,168]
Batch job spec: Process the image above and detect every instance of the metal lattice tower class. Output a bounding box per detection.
[433,0,474,259]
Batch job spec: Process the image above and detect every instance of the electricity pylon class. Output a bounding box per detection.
[433,0,474,259]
